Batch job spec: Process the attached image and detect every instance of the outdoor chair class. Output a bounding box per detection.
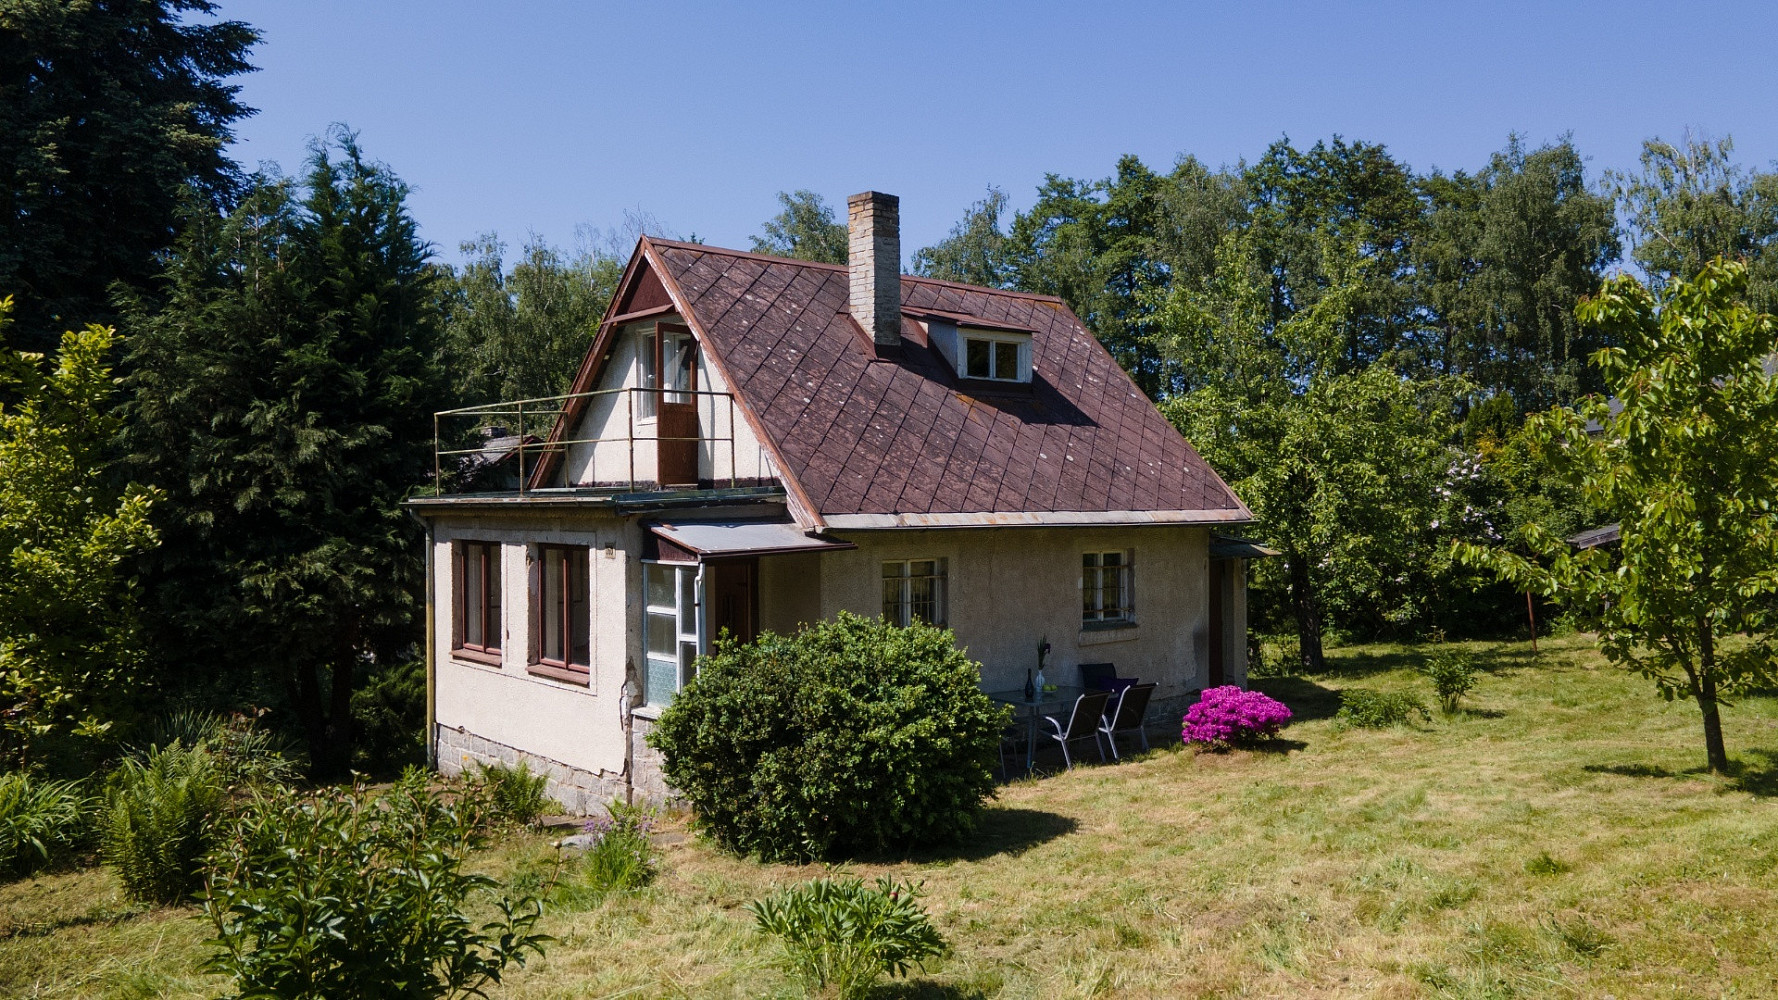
[1098,682,1156,760]
[1042,689,1112,770]
[1078,662,1117,690]
[997,723,1025,780]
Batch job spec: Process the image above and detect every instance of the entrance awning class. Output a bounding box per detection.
[1209,534,1281,559]
[645,519,857,561]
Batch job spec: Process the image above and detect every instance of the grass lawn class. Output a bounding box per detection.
[7,631,1778,998]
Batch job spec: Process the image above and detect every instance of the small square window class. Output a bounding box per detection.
[1082,550,1134,624]
[959,332,1028,382]
[882,558,947,627]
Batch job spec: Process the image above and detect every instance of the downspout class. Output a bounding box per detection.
[419,512,438,770]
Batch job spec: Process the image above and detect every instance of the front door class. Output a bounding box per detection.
[707,558,757,647]
[656,324,700,488]
[1207,559,1226,687]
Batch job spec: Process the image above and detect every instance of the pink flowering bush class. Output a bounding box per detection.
[1182,686,1293,749]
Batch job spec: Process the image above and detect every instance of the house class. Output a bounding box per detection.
[409,192,1256,809]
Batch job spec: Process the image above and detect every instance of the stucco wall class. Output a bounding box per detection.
[430,512,639,782]
[758,550,822,634]
[560,317,773,488]
[815,525,1223,706]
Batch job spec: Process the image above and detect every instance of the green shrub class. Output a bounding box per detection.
[351,657,426,774]
[103,742,228,904]
[747,876,945,999]
[1420,647,1478,714]
[648,612,1008,861]
[203,770,548,999]
[0,771,91,880]
[470,759,552,827]
[152,710,295,787]
[552,800,659,907]
[1335,689,1431,729]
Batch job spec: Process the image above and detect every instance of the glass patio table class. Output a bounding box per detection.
[986,685,1090,775]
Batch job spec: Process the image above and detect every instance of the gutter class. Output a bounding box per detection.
[404,505,438,771]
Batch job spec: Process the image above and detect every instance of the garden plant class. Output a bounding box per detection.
[1182,685,1294,749]
[747,875,945,999]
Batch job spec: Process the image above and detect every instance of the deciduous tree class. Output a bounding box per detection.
[751,190,847,264]
[1457,260,1778,773]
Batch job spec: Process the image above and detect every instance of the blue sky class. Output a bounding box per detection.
[223,1,1778,267]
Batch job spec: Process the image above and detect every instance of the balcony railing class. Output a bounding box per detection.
[433,386,759,496]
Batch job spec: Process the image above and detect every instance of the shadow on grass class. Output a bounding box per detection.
[894,807,1077,864]
[1314,642,1537,680]
[1249,676,1342,722]
[860,982,990,1000]
[1581,755,1778,798]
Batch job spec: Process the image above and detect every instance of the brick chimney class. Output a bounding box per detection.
[847,191,901,349]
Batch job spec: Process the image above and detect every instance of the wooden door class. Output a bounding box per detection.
[656,324,700,488]
[1207,559,1226,687]
[708,559,757,646]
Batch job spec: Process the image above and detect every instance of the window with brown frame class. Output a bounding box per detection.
[451,541,502,663]
[532,545,591,680]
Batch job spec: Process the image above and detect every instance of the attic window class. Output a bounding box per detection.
[959,329,1031,383]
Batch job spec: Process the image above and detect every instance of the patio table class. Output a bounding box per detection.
[987,685,1090,775]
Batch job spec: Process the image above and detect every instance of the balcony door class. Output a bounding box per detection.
[656,324,699,488]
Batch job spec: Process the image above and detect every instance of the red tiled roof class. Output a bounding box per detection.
[543,238,1249,525]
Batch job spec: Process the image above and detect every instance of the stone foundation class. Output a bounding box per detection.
[434,726,630,814]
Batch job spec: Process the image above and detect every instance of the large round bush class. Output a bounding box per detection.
[648,612,1007,861]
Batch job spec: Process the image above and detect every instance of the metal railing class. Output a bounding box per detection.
[433,386,750,495]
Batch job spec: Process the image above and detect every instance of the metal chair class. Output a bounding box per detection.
[1042,690,1112,769]
[1078,662,1117,690]
[997,723,1025,780]
[1098,682,1156,760]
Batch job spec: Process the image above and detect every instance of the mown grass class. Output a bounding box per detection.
[7,632,1778,998]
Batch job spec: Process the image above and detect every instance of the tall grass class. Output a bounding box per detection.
[0,771,90,880]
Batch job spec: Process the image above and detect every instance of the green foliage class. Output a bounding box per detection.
[1456,260,1778,773]
[553,801,659,906]
[1524,851,1570,876]
[0,298,160,763]
[470,759,552,828]
[103,742,227,904]
[912,187,1014,288]
[1421,644,1478,714]
[350,657,427,775]
[1610,133,1778,309]
[751,189,848,264]
[0,770,91,880]
[203,770,549,1000]
[150,710,296,788]
[1335,689,1431,729]
[0,0,257,353]
[121,131,451,776]
[442,233,621,405]
[648,612,1008,861]
[747,876,946,999]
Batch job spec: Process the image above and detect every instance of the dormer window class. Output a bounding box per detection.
[926,318,1033,384]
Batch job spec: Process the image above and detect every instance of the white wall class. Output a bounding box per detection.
[559,317,773,488]
[430,513,638,779]
[815,525,1221,705]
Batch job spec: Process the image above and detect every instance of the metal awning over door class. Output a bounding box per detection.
[644,519,856,563]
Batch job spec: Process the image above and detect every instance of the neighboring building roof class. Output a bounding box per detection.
[1209,534,1281,559]
[540,238,1251,528]
[1568,523,1621,549]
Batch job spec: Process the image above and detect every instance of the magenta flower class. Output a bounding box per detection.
[1181,686,1292,749]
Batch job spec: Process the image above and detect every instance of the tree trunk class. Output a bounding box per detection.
[1696,622,1729,774]
[1288,549,1326,672]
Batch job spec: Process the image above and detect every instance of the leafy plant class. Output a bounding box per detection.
[1181,685,1293,749]
[0,770,91,880]
[103,742,227,904]
[747,876,946,999]
[151,710,296,787]
[1335,689,1432,729]
[350,657,427,774]
[648,612,1008,861]
[203,769,549,1000]
[470,759,552,827]
[552,800,659,907]
[1420,645,1478,714]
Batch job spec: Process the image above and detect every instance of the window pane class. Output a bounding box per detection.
[639,332,658,418]
[645,656,676,706]
[485,547,501,649]
[882,576,904,625]
[542,550,564,662]
[646,562,674,609]
[909,573,935,624]
[1102,566,1123,618]
[464,545,485,647]
[568,549,589,666]
[966,338,990,378]
[647,611,677,657]
[1102,551,1122,568]
[679,566,696,622]
[995,340,1019,379]
[680,641,698,687]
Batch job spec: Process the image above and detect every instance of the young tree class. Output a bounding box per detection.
[751,190,848,264]
[0,298,159,763]
[442,234,619,405]
[0,0,258,353]
[1457,260,1778,773]
[123,134,448,776]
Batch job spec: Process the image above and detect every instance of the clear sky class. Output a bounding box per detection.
[222,1,1778,267]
